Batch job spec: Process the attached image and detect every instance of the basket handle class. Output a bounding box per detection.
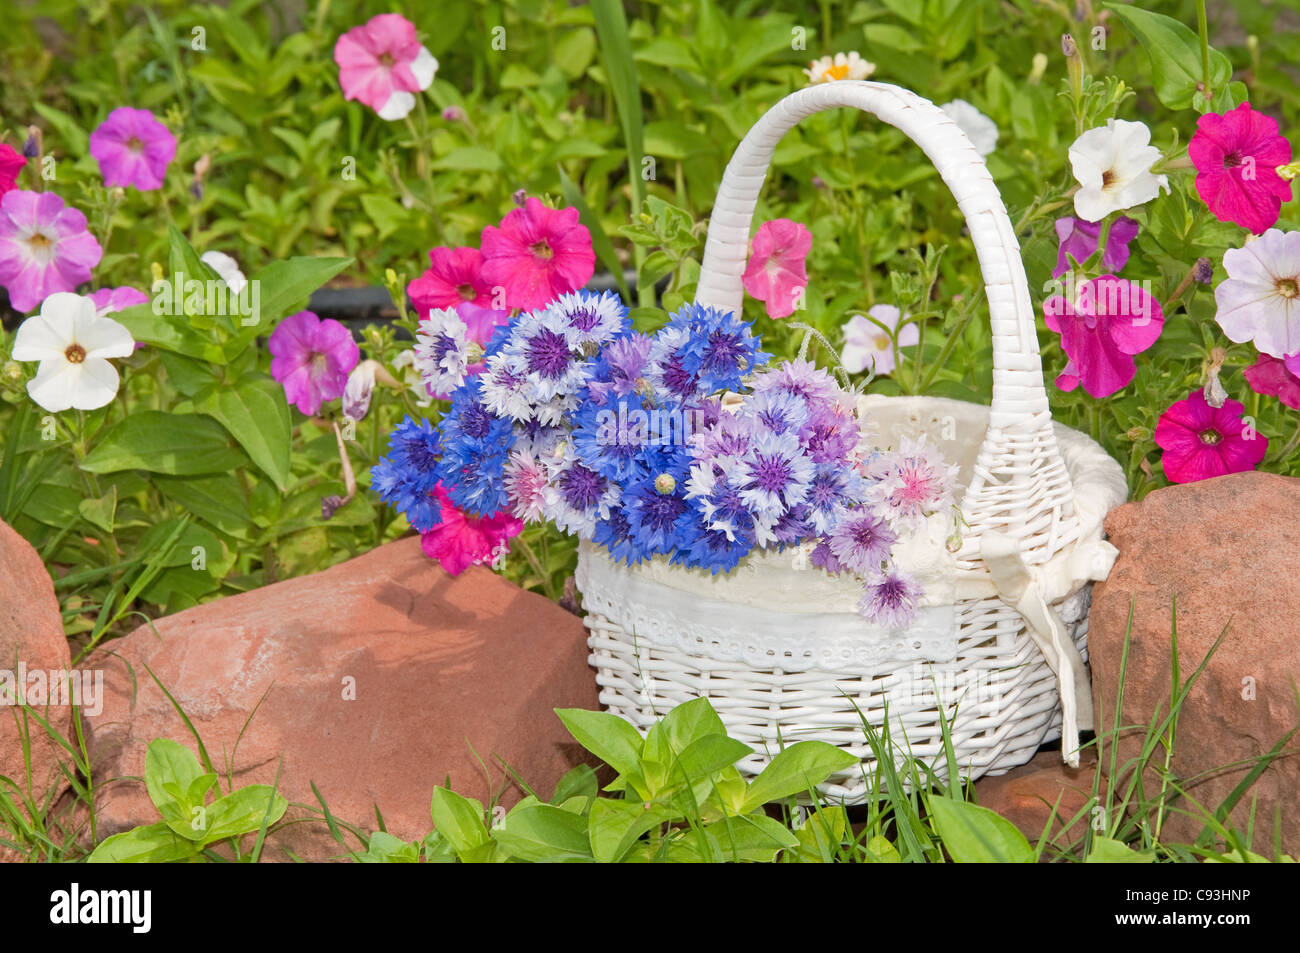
[696,81,1077,561]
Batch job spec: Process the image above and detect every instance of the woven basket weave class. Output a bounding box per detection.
[575,82,1127,802]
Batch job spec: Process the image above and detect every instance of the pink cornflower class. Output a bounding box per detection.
[1244,353,1300,410]
[408,246,496,315]
[334,13,438,121]
[0,190,102,313]
[1044,274,1164,398]
[858,570,921,629]
[1189,103,1293,236]
[88,108,177,191]
[268,311,361,416]
[868,435,960,529]
[0,144,26,199]
[420,483,523,575]
[742,218,811,319]
[480,198,594,310]
[503,448,550,523]
[1154,389,1267,484]
[1052,215,1140,278]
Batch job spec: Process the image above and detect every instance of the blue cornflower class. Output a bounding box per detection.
[592,504,652,566]
[435,379,514,515]
[667,303,768,393]
[371,417,444,532]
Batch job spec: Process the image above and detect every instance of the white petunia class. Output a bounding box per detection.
[11,292,135,412]
[1068,119,1169,222]
[941,99,999,157]
[1214,228,1300,358]
[200,250,247,294]
[804,51,875,85]
[841,304,918,376]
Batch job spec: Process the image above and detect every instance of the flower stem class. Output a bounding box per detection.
[1196,0,1212,104]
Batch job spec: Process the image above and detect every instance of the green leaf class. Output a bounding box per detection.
[1106,4,1233,111]
[863,833,902,863]
[928,797,1034,863]
[360,193,411,240]
[111,302,227,363]
[429,787,491,859]
[359,831,421,863]
[81,412,248,476]
[143,739,215,841]
[673,734,753,783]
[551,763,600,804]
[587,798,671,863]
[197,379,292,490]
[591,0,643,195]
[558,167,630,303]
[742,742,858,812]
[154,474,252,539]
[87,822,202,863]
[1086,836,1156,863]
[77,486,117,534]
[556,708,645,781]
[196,785,288,845]
[693,814,799,862]
[492,804,592,862]
[659,696,728,752]
[431,147,503,172]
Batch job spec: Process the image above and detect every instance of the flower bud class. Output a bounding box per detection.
[512,188,527,207]
[1029,52,1048,84]
[2,360,23,385]
[441,105,466,122]
[1193,257,1214,284]
[654,472,676,495]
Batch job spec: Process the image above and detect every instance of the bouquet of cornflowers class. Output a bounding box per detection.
[373,290,959,627]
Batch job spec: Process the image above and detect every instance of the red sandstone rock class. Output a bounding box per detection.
[85,535,599,861]
[974,749,1100,847]
[0,518,73,859]
[1088,471,1300,856]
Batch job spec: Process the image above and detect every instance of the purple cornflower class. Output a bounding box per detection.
[750,358,839,405]
[647,326,701,401]
[737,428,813,521]
[89,107,177,191]
[543,449,617,538]
[587,332,653,404]
[504,307,591,404]
[859,570,921,629]
[268,311,361,416]
[549,289,627,349]
[414,307,470,396]
[827,510,898,575]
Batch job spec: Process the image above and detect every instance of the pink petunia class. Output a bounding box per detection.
[1052,215,1140,278]
[420,482,523,575]
[1154,389,1267,484]
[408,246,496,315]
[480,198,594,311]
[0,190,103,313]
[1244,353,1300,410]
[1189,103,1293,235]
[88,285,149,316]
[334,13,437,121]
[742,219,811,319]
[88,108,177,191]
[1044,274,1164,398]
[268,310,361,416]
[0,144,26,200]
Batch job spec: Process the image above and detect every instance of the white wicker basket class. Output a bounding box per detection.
[575,81,1128,802]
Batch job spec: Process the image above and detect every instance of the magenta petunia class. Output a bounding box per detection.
[0,143,26,200]
[1155,389,1267,484]
[408,245,495,316]
[88,108,177,191]
[420,482,523,575]
[1052,215,1140,278]
[1244,353,1300,410]
[480,198,595,311]
[1044,274,1164,398]
[1189,103,1293,236]
[268,310,361,416]
[742,218,811,319]
[0,190,103,313]
[334,13,437,121]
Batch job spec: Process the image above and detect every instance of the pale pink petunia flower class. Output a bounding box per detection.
[0,190,102,313]
[88,286,149,316]
[480,198,595,310]
[841,304,918,376]
[742,218,811,319]
[1214,228,1300,359]
[334,13,438,121]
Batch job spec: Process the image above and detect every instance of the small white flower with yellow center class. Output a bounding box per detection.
[11,292,135,412]
[804,51,875,85]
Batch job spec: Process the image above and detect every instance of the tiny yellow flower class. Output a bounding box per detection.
[804,51,876,85]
